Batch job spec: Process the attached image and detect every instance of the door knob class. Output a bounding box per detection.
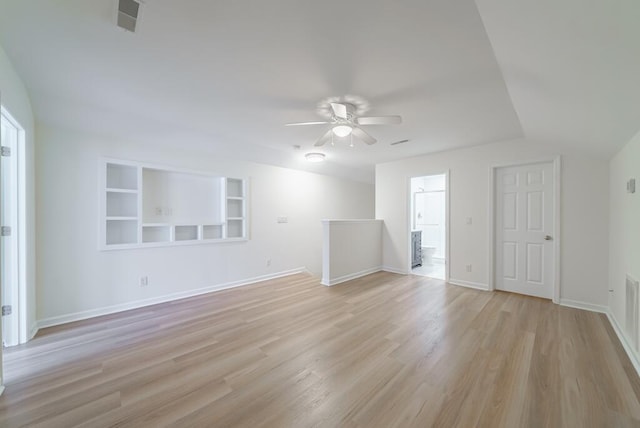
[544,235,553,241]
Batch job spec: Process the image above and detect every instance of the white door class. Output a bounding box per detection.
[495,162,554,299]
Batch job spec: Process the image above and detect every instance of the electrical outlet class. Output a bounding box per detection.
[140,276,148,287]
[628,179,636,194]
[277,217,288,224]
[466,217,472,225]
[465,265,472,272]
[266,259,271,266]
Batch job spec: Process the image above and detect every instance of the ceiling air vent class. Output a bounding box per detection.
[117,0,140,33]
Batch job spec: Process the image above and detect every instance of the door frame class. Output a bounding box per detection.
[406,171,450,281]
[488,157,561,303]
[0,106,27,345]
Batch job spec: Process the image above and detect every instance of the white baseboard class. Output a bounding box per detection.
[559,299,608,314]
[29,322,39,340]
[606,310,640,378]
[382,265,408,275]
[322,266,382,286]
[37,268,308,329]
[557,299,640,378]
[448,278,489,291]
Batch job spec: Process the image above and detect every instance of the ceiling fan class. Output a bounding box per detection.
[285,99,402,147]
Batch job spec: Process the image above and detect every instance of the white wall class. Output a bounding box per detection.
[36,123,374,324]
[321,220,382,286]
[0,46,37,340]
[609,128,640,360]
[376,138,609,306]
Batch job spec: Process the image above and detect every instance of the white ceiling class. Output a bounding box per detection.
[0,0,638,182]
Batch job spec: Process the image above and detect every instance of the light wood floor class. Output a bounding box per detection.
[2,272,640,427]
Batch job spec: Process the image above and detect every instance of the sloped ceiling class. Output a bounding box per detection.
[0,0,638,182]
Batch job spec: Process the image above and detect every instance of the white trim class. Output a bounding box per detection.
[445,172,450,282]
[488,157,561,303]
[383,265,408,275]
[607,310,640,378]
[29,322,39,340]
[0,106,28,345]
[37,268,308,329]
[559,299,608,313]
[448,278,489,291]
[488,167,496,291]
[0,385,4,396]
[552,157,562,304]
[321,266,382,286]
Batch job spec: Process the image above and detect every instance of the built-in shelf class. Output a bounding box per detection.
[174,225,198,241]
[227,219,245,238]
[225,178,246,240]
[142,225,171,243]
[203,224,223,240]
[100,159,248,250]
[107,191,138,218]
[106,163,138,191]
[106,219,138,245]
[226,178,244,198]
[227,199,244,218]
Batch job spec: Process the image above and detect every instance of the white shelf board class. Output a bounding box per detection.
[106,188,138,194]
[106,216,138,221]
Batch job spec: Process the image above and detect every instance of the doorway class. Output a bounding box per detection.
[409,174,447,280]
[1,107,25,347]
[493,160,559,300]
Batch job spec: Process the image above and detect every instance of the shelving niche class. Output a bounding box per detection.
[100,159,247,250]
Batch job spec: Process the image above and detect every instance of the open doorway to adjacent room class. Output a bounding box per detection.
[409,173,448,280]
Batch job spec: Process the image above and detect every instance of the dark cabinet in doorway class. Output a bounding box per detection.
[411,230,422,268]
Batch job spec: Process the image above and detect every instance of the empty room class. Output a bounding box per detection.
[0,0,639,426]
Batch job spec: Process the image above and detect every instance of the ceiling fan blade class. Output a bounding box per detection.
[356,115,402,125]
[330,103,348,119]
[352,127,377,145]
[314,129,334,147]
[285,121,329,126]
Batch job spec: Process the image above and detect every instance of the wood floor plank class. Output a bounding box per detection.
[1,272,639,427]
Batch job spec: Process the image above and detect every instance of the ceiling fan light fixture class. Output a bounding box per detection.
[332,125,352,137]
[305,152,326,162]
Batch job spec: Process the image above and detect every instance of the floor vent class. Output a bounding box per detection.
[626,275,639,350]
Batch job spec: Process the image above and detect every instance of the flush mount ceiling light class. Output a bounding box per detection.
[305,152,326,162]
[332,125,353,137]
